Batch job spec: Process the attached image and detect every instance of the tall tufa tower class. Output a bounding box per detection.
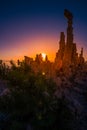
[64,9,73,45]
[63,9,79,67]
[55,9,84,69]
[55,32,65,68]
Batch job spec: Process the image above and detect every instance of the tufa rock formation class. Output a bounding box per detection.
[55,9,84,69]
[24,9,85,77]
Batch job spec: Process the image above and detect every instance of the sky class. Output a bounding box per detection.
[0,0,87,61]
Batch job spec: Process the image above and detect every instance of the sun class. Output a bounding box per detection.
[42,53,46,61]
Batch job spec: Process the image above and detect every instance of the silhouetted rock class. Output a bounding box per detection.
[55,9,84,69]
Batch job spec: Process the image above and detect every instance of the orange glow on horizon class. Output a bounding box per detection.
[4,35,87,62]
[0,34,59,62]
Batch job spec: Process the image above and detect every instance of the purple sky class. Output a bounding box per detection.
[0,0,87,61]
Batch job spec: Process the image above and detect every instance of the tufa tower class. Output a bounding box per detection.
[55,9,84,69]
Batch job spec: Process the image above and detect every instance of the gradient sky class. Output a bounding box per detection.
[0,0,87,61]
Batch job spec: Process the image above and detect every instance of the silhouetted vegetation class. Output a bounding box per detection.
[0,61,76,130]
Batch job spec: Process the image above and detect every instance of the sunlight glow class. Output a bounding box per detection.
[42,53,46,61]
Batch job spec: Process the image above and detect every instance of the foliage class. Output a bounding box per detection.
[0,61,75,130]
[0,61,8,79]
